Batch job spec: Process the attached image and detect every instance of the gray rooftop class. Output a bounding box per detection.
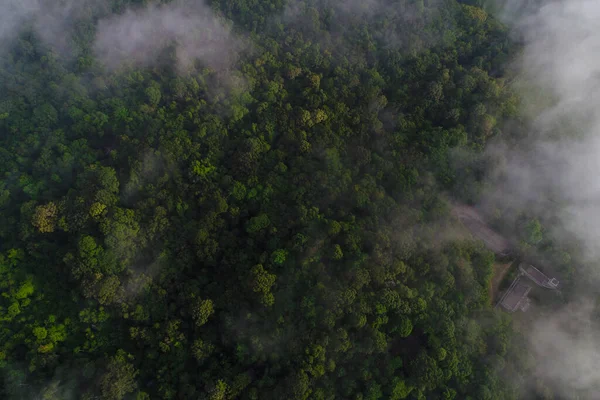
[520,263,559,288]
[523,264,548,284]
[500,281,531,311]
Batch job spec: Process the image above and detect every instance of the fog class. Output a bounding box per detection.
[485,0,600,260]
[0,0,38,44]
[528,301,600,397]
[93,0,248,73]
[0,0,247,74]
[480,0,600,397]
[0,0,106,55]
[3,0,600,397]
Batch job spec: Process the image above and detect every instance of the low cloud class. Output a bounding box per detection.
[475,0,600,396]
[479,0,600,261]
[0,0,249,78]
[527,301,600,398]
[0,0,38,45]
[93,0,249,73]
[0,0,108,56]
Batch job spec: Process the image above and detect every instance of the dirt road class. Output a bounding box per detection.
[452,205,511,256]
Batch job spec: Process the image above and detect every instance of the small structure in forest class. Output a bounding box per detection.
[451,204,561,313]
[496,263,560,313]
[519,263,559,289]
[498,276,532,312]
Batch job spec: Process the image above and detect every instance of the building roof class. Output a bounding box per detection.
[500,280,531,311]
[523,264,547,284]
[520,263,559,288]
[520,298,531,312]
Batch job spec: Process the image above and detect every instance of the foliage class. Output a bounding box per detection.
[0,0,529,399]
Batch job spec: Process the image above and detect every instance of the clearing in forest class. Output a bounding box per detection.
[451,204,511,256]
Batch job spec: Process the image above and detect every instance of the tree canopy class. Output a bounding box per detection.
[0,0,534,399]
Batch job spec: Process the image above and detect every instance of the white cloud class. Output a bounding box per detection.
[93,0,248,72]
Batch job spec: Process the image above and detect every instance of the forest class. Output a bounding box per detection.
[0,0,563,399]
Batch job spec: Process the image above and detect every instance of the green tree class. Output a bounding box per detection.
[249,264,276,306]
[246,214,270,234]
[192,299,214,327]
[100,351,138,400]
[32,202,58,233]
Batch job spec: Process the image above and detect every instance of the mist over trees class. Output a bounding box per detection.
[0,0,550,399]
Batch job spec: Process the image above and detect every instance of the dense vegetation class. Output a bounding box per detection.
[0,0,538,399]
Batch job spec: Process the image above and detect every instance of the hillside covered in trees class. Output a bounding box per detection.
[0,0,538,399]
